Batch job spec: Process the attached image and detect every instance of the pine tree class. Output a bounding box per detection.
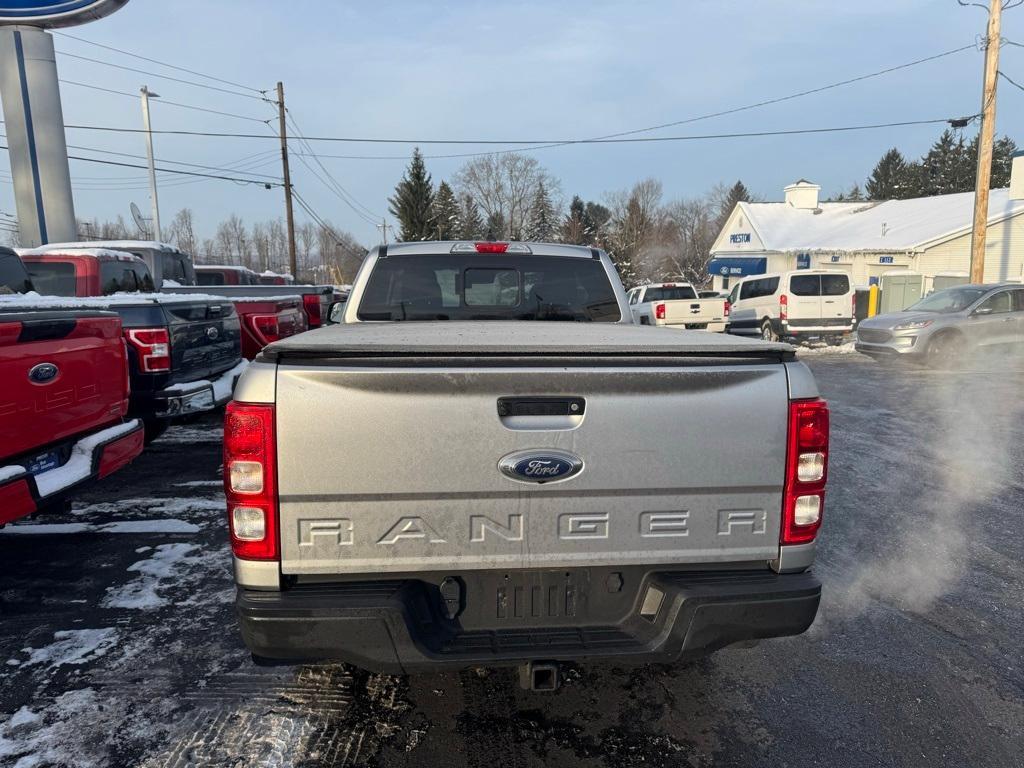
[485,211,506,241]
[388,148,435,241]
[561,195,587,244]
[584,201,611,241]
[918,130,965,196]
[714,181,752,231]
[459,195,485,240]
[865,148,909,200]
[431,180,460,240]
[524,181,558,241]
[990,135,1018,188]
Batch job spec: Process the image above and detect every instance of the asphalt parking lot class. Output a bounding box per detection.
[1,352,1021,768]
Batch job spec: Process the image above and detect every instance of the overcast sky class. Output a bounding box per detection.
[3,0,1024,246]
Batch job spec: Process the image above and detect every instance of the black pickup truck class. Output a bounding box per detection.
[17,248,245,442]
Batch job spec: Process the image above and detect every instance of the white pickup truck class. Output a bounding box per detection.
[627,282,728,332]
[226,241,826,690]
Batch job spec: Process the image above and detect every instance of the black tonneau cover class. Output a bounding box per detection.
[262,321,795,361]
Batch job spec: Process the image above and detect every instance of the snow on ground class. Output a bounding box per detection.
[173,480,223,488]
[153,425,224,445]
[102,543,203,610]
[13,629,119,671]
[0,689,104,768]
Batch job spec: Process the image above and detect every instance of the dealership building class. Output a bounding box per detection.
[707,179,1024,294]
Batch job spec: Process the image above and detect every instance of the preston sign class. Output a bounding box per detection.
[0,0,129,27]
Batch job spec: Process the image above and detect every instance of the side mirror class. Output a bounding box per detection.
[327,300,345,324]
[972,306,994,316]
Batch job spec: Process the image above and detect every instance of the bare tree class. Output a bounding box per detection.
[453,154,559,240]
[166,208,198,258]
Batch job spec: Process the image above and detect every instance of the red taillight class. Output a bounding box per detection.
[248,314,281,345]
[724,300,731,317]
[475,242,509,253]
[779,294,789,321]
[655,303,666,320]
[224,402,278,561]
[303,294,323,329]
[782,398,829,545]
[124,328,171,373]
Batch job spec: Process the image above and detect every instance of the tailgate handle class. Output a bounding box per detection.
[497,397,585,417]
[208,305,222,316]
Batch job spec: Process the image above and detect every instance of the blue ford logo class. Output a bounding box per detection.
[28,362,59,383]
[498,450,584,484]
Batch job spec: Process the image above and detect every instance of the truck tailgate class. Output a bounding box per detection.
[272,323,791,576]
[661,298,725,325]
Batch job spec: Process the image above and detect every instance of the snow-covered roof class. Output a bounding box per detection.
[733,187,1024,253]
[36,240,180,252]
[0,291,234,310]
[196,264,256,273]
[18,247,145,263]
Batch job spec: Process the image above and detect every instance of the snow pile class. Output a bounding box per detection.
[102,543,203,610]
[16,628,119,670]
[32,420,139,499]
[0,465,25,483]
[796,341,860,356]
[0,689,107,768]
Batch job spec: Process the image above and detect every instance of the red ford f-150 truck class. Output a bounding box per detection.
[0,248,144,525]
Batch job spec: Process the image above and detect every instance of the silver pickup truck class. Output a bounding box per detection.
[225,241,827,689]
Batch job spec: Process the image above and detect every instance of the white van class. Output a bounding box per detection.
[726,270,855,343]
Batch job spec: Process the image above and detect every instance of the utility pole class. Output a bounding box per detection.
[969,0,1002,284]
[140,86,161,241]
[276,81,298,278]
[377,217,389,245]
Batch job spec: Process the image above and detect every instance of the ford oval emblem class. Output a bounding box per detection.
[206,326,219,340]
[28,362,59,384]
[498,450,584,484]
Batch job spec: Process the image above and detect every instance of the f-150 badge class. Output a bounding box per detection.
[498,450,583,484]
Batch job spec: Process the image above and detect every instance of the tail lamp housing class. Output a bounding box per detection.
[224,401,278,560]
[724,300,731,317]
[655,303,666,320]
[303,294,323,329]
[782,398,829,545]
[248,313,281,346]
[125,328,171,373]
[779,294,789,322]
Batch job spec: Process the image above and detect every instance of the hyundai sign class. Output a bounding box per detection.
[0,0,129,28]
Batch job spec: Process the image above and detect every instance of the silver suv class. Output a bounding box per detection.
[855,283,1024,366]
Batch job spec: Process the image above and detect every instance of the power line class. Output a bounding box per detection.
[39,115,966,145]
[998,69,1024,91]
[0,143,283,186]
[54,50,270,102]
[58,79,272,123]
[284,110,381,224]
[52,30,267,95]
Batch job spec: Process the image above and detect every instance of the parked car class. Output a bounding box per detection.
[196,265,261,286]
[19,250,245,442]
[25,247,310,359]
[228,241,826,688]
[855,283,1024,367]
[727,270,855,344]
[0,248,143,525]
[626,282,728,331]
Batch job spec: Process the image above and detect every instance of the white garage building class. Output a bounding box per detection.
[707,179,1024,293]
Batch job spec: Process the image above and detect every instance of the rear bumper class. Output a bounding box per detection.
[237,569,821,674]
[137,360,246,419]
[660,320,727,333]
[0,420,144,526]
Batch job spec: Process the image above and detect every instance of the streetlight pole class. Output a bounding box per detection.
[140,85,161,241]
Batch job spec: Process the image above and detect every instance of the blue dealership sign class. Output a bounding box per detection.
[0,0,129,27]
[707,257,767,277]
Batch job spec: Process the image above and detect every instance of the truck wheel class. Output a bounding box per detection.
[924,331,965,370]
[143,419,170,445]
[760,321,779,342]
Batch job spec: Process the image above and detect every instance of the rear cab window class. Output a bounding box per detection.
[642,286,697,301]
[25,261,77,296]
[197,272,225,286]
[0,252,32,294]
[100,261,154,294]
[357,254,621,322]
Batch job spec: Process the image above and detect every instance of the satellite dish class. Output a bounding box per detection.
[130,202,150,238]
